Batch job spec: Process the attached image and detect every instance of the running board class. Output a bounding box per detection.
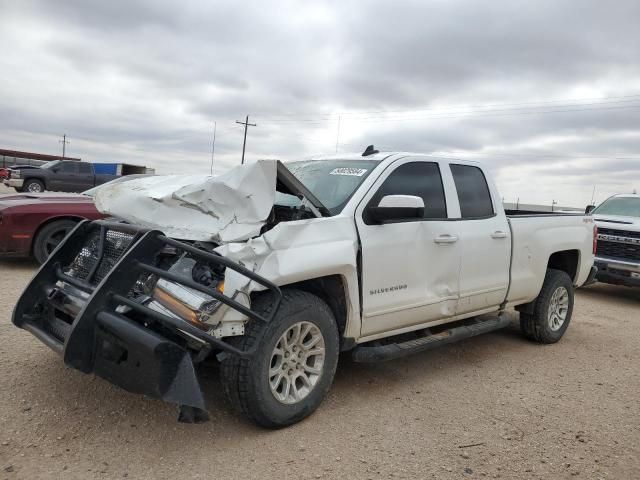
[351,313,511,363]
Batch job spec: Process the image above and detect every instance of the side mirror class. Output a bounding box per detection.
[585,205,595,214]
[368,195,425,224]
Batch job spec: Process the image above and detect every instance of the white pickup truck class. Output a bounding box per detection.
[13,149,597,427]
[588,193,640,287]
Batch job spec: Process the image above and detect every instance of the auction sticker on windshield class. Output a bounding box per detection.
[329,167,368,176]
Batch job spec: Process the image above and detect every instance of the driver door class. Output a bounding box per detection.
[355,158,462,337]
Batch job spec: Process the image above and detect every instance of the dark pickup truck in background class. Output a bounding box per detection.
[4,160,151,193]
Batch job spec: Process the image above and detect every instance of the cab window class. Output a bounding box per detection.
[58,162,78,174]
[78,163,92,174]
[450,164,494,218]
[365,162,447,223]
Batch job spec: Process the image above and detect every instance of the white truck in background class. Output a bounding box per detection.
[13,149,597,427]
[588,193,640,287]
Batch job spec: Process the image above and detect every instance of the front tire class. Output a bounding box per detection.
[24,179,45,193]
[33,219,78,264]
[520,269,574,344]
[220,289,340,428]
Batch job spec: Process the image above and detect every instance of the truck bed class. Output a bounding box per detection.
[505,213,594,307]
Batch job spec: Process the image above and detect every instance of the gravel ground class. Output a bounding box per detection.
[0,257,638,479]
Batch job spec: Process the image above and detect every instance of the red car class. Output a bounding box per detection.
[0,175,147,263]
[0,191,104,263]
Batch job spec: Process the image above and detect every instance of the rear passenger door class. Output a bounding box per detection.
[449,163,511,315]
[356,158,461,337]
[76,162,95,191]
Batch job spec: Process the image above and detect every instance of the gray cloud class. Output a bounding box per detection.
[0,0,639,204]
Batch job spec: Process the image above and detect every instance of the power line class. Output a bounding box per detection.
[258,92,640,121]
[259,102,640,127]
[235,115,257,164]
[210,121,216,175]
[354,101,640,122]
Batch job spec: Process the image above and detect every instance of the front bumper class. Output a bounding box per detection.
[12,220,282,422]
[595,256,640,287]
[5,178,24,188]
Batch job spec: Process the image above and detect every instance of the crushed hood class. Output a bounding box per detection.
[93,160,329,243]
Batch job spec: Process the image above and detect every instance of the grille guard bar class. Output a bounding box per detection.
[12,220,283,421]
[14,220,283,366]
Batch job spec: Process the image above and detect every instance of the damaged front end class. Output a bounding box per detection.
[12,219,282,422]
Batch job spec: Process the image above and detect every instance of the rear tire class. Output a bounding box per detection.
[33,219,78,264]
[520,269,574,344]
[220,289,340,428]
[24,179,45,193]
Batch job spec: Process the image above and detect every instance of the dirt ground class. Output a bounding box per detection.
[0,257,638,480]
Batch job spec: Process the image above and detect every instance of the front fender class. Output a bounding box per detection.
[216,216,362,339]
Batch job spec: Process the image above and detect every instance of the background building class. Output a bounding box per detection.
[0,148,81,168]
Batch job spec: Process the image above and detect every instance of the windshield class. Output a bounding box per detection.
[41,160,61,169]
[277,160,380,214]
[593,197,640,218]
[83,174,151,197]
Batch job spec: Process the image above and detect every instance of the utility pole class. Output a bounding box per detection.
[59,134,69,158]
[335,115,341,154]
[210,121,217,175]
[235,115,256,164]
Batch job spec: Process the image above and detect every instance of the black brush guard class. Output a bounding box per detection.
[12,220,282,423]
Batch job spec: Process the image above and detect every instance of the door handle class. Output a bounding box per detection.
[434,234,459,244]
[491,231,508,239]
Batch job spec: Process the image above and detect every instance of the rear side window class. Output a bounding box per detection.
[58,162,77,173]
[450,164,494,218]
[367,162,447,221]
[78,163,92,174]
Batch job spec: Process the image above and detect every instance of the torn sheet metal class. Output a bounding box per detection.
[213,216,362,338]
[94,160,277,243]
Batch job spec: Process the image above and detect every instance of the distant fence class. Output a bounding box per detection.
[503,202,582,213]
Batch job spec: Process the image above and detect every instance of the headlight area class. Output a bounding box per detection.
[146,255,226,332]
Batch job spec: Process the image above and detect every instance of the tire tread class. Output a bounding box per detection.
[220,289,338,427]
[520,268,573,344]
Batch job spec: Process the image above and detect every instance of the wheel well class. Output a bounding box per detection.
[23,177,44,186]
[280,275,349,340]
[31,216,84,253]
[547,250,579,283]
[517,250,580,315]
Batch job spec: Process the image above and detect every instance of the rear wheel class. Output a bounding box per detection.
[220,289,340,428]
[24,179,45,193]
[33,219,78,264]
[520,269,574,344]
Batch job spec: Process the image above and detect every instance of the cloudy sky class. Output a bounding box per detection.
[1,0,639,206]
